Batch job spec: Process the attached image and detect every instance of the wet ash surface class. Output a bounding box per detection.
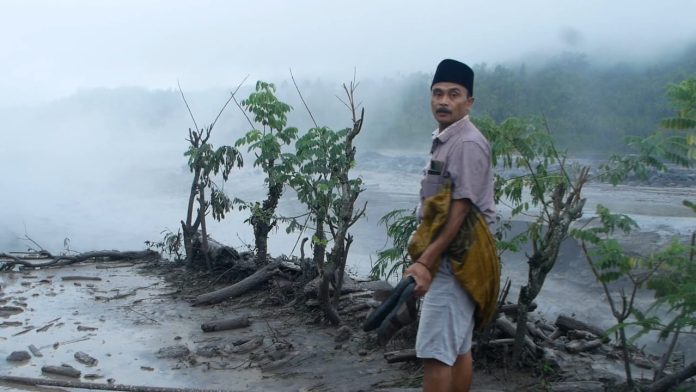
[0,260,544,391]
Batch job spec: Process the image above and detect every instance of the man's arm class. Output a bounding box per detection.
[406,198,471,296]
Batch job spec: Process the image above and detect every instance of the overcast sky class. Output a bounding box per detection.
[2,0,696,105]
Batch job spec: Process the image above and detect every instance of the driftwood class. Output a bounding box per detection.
[498,302,538,316]
[74,351,98,366]
[565,338,602,354]
[0,374,233,391]
[192,236,241,266]
[62,276,102,281]
[201,316,250,332]
[526,322,552,342]
[41,365,81,378]
[547,381,605,392]
[567,329,599,341]
[496,315,539,356]
[488,338,516,346]
[339,302,371,315]
[231,336,264,354]
[555,314,606,340]
[28,344,42,357]
[384,349,417,363]
[646,360,696,392]
[194,262,280,306]
[0,250,158,270]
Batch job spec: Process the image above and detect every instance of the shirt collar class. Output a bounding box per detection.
[431,115,470,143]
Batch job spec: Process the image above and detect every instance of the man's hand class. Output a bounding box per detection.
[405,261,432,297]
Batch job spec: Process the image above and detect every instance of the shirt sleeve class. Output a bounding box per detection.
[447,141,491,202]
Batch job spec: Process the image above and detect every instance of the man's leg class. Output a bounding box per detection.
[451,352,473,392]
[423,358,452,392]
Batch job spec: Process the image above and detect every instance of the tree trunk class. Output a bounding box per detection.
[332,235,353,306]
[512,171,588,361]
[619,327,634,388]
[183,170,201,264]
[253,182,283,266]
[655,328,680,381]
[318,262,340,325]
[512,300,530,363]
[194,262,280,306]
[313,214,326,272]
[197,184,211,270]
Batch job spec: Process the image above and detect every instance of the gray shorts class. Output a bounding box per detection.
[415,258,476,366]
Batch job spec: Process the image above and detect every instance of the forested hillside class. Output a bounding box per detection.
[365,44,696,154]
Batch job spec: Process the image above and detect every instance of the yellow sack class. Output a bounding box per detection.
[408,180,500,331]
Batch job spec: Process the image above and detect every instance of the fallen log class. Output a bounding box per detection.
[565,338,602,354]
[498,302,538,316]
[0,250,158,270]
[384,349,417,363]
[201,316,250,332]
[0,374,233,391]
[547,381,605,392]
[42,365,81,378]
[231,336,264,354]
[194,262,280,306]
[567,329,599,341]
[496,315,539,356]
[526,322,552,343]
[646,360,696,392]
[339,302,371,315]
[488,338,515,346]
[62,276,102,281]
[555,314,606,340]
[28,344,42,357]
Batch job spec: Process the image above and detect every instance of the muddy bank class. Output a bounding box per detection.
[3,254,694,392]
[0,260,539,391]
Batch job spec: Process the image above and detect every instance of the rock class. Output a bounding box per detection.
[155,344,191,359]
[0,306,24,317]
[6,351,31,362]
[74,351,98,366]
[334,326,351,343]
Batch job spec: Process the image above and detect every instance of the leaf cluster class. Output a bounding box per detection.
[235,81,299,185]
[370,208,418,280]
[145,228,184,262]
[600,77,696,185]
[284,125,364,239]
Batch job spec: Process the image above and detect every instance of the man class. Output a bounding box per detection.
[405,59,496,392]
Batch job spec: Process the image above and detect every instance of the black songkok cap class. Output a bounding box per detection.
[431,59,474,96]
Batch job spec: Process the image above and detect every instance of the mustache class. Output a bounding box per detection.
[436,107,452,114]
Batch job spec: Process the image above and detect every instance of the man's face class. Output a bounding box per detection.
[431,82,474,130]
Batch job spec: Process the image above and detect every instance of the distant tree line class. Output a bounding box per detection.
[365,44,696,155]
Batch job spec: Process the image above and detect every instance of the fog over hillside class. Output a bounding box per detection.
[1,1,695,253]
